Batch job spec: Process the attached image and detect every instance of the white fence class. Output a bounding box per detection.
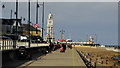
[0,40,50,50]
[0,40,13,50]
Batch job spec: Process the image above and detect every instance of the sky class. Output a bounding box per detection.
[0,1,118,45]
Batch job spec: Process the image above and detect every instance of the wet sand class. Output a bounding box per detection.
[75,46,120,67]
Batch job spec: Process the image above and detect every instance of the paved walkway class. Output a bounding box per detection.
[19,48,86,67]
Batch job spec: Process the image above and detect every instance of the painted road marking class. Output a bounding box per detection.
[72,49,75,66]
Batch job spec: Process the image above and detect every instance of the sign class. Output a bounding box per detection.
[34,24,39,28]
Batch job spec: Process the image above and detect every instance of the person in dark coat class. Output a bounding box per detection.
[60,43,66,52]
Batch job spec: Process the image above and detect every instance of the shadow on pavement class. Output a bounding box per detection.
[2,51,46,68]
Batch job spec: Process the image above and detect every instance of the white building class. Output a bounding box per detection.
[46,13,54,42]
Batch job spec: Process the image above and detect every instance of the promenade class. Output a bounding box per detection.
[18,48,86,67]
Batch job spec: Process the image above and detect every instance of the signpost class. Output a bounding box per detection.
[34,24,39,28]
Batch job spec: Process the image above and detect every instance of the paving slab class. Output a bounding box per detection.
[19,48,86,67]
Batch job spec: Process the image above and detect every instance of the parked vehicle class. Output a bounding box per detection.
[0,36,12,40]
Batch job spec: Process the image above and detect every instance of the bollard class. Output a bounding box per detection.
[113,63,116,66]
[90,58,92,63]
[94,62,96,68]
[101,61,103,64]
[106,60,108,64]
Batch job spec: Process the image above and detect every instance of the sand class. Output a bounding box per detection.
[75,46,120,67]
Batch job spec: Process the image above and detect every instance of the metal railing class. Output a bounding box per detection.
[76,50,95,68]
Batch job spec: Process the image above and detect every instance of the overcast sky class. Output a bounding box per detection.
[0,2,118,45]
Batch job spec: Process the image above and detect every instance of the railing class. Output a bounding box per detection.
[0,40,13,50]
[76,50,95,68]
[17,42,49,48]
[0,40,50,50]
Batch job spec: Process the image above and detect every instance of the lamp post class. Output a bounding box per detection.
[10,10,13,19]
[28,0,31,47]
[36,0,39,34]
[2,5,13,19]
[41,2,44,39]
[60,29,65,40]
[13,0,18,49]
[2,4,5,8]
[36,2,44,39]
[15,0,18,35]
[95,34,97,44]
[2,5,5,18]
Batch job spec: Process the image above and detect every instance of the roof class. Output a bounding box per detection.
[0,18,21,25]
[58,39,66,42]
[23,24,40,31]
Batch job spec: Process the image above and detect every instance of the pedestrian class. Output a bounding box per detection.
[63,43,66,50]
[49,42,54,52]
[60,43,66,52]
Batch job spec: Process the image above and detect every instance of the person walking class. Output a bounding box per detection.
[60,43,66,52]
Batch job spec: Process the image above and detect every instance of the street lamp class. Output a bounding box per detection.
[2,5,13,19]
[36,0,39,34]
[15,0,18,35]
[36,2,44,39]
[41,2,44,40]
[2,4,5,8]
[2,4,5,18]
[10,10,13,19]
[60,29,65,40]
[95,34,97,44]
[28,0,31,47]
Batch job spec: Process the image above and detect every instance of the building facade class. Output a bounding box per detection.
[0,19,23,35]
